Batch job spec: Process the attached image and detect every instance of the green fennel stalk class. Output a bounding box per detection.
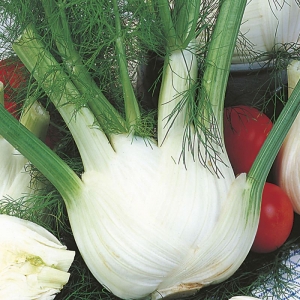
[40,0,127,134]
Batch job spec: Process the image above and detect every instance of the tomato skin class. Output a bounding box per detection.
[0,58,27,91]
[223,105,273,174]
[0,58,28,119]
[251,182,294,253]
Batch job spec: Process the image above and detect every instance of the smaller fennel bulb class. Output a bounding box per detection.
[232,0,300,63]
[275,60,300,214]
[0,214,75,300]
[0,81,50,205]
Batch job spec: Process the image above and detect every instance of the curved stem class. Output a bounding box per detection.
[248,79,300,192]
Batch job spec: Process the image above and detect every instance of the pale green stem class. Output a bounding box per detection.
[1,79,50,140]
[199,0,247,130]
[157,1,200,145]
[157,46,198,146]
[20,100,50,141]
[112,0,141,128]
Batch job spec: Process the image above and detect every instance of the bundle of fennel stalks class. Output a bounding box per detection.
[0,0,300,299]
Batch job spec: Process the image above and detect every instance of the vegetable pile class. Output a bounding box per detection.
[0,0,299,299]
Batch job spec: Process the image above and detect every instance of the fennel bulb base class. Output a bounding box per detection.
[149,283,203,300]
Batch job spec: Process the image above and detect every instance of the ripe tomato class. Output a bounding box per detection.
[0,57,28,118]
[0,58,27,91]
[251,182,294,253]
[223,105,273,175]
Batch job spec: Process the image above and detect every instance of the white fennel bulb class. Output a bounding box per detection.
[0,82,50,204]
[0,214,75,300]
[71,134,251,299]
[232,0,300,63]
[275,60,300,213]
[11,28,259,300]
[6,1,299,299]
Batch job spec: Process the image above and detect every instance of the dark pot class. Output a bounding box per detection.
[137,54,288,118]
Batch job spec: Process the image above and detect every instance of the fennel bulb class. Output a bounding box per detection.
[232,0,300,63]
[0,214,75,299]
[1,0,300,299]
[0,82,50,205]
[275,60,300,214]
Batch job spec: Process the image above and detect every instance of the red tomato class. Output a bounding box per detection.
[0,58,27,90]
[251,182,294,253]
[223,105,273,174]
[0,57,28,118]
